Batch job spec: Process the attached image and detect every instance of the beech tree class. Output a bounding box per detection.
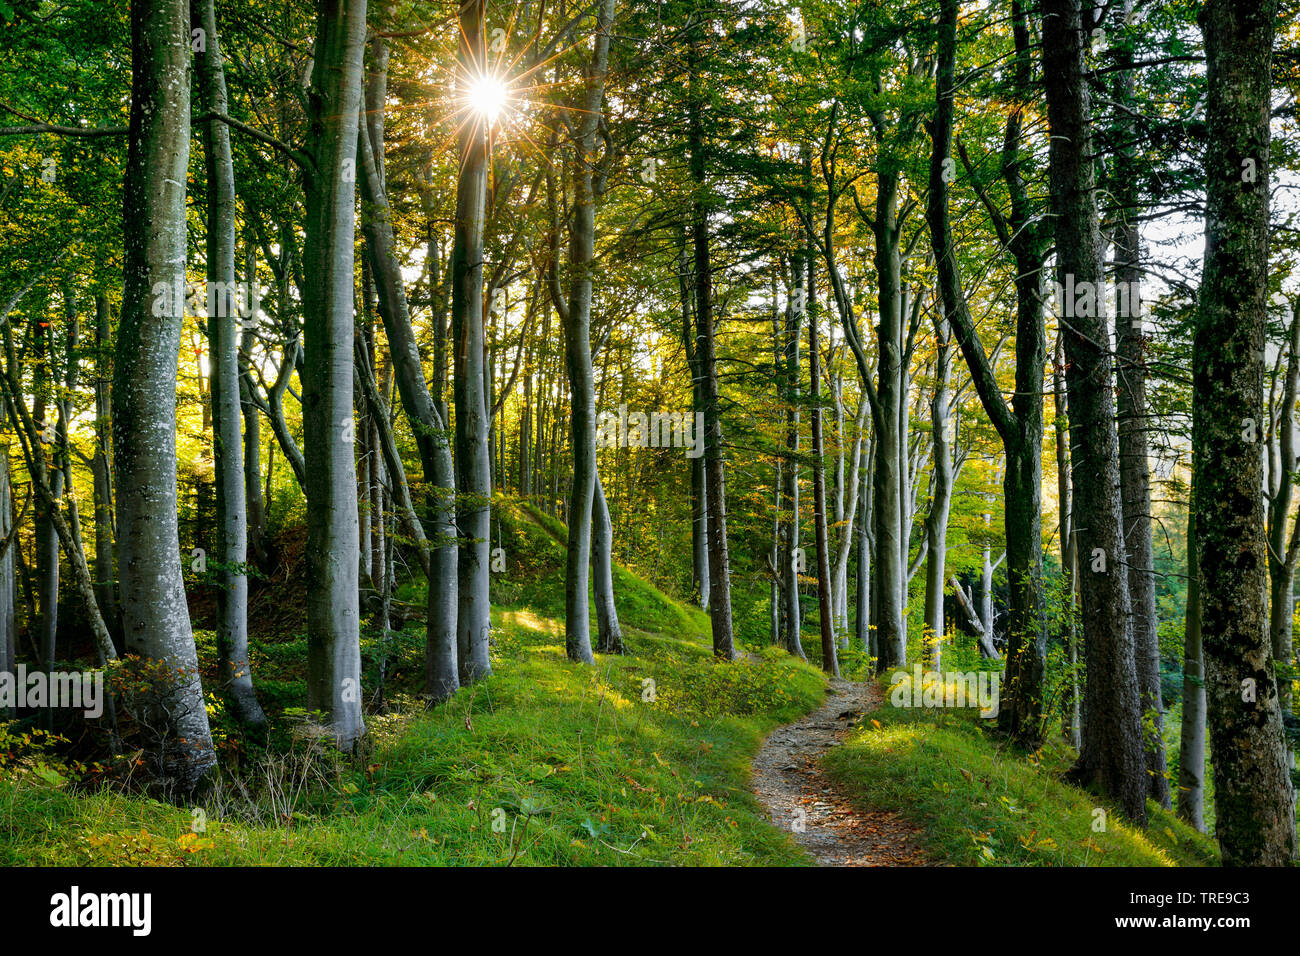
[451,0,493,683]
[300,0,368,746]
[115,0,217,791]
[193,0,265,729]
[557,0,617,665]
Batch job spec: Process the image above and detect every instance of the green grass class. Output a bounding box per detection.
[821,675,1221,867]
[0,501,825,867]
[0,500,1241,867]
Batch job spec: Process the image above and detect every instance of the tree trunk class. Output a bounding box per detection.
[592,472,624,654]
[832,399,867,651]
[807,255,838,677]
[1053,333,1081,747]
[978,546,995,639]
[558,0,616,666]
[301,0,367,747]
[1193,0,1296,865]
[1042,0,1146,825]
[770,283,782,646]
[32,314,60,683]
[856,437,872,653]
[92,294,118,640]
[194,0,265,729]
[1110,0,1168,808]
[923,314,953,669]
[688,36,735,661]
[1177,494,1206,831]
[780,264,803,658]
[0,450,14,718]
[115,0,216,792]
[680,237,710,612]
[871,169,906,672]
[929,0,1046,741]
[1266,300,1300,719]
[239,247,268,572]
[450,0,493,683]
[355,33,459,704]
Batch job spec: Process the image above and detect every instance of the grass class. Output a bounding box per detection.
[0,499,826,867]
[0,501,1250,867]
[821,672,1221,867]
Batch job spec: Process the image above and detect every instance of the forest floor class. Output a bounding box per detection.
[752,678,929,866]
[820,677,1222,866]
[0,500,829,866]
[0,501,1228,866]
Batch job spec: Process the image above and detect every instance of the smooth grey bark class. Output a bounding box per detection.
[806,251,838,677]
[855,436,872,652]
[32,313,60,681]
[1178,496,1206,831]
[680,237,710,612]
[1266,299,1300,717]
[115,0,215,792]
[557,0,616,666]
[423,435,459,701]
[978,546,999,639]
[779,263,803,658]
[831,398,867,650]
[898,289,924,654]
[354,307,375,591]
[194,0,265,730]
[923,314,954,669]
[451,0,492,683]
[592,472,624,654]
[92,293,118,638]
[1042,0,1146,824]
[769,282,782,646]
[833,364,852,642]
[301,0,367,748]
[238,247,268,572]
[0,450,13,717]
[355,39,458,704]
[1193,0,1296,865]
[521,368,532,496]
[951,574,1000,660]
[688,33,736,660]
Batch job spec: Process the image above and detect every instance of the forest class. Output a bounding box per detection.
[1,0,1299,883]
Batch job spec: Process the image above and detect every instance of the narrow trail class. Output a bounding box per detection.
[752,678,929,866]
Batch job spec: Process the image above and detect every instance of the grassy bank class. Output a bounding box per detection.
[0,501,826,866]
[821,674,1220,867]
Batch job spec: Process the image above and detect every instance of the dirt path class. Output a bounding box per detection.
[752,678,929,866]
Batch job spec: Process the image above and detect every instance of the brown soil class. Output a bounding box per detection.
[752,678,929,866]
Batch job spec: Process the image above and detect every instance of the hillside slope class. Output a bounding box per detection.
[0,499,827,866]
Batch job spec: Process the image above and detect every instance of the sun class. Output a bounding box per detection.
[467,72,509,125]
